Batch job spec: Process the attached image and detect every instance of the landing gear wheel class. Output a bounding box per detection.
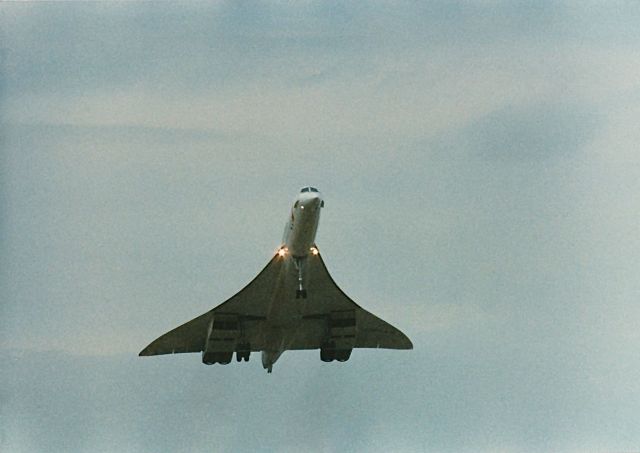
[294,257,307,299]
[236,344,251,362]
[336,349,352,362]
[220,352,233,364]
[320,342,336,362]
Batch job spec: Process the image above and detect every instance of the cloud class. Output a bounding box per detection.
[438,101,600,161]
[3,2,639,144]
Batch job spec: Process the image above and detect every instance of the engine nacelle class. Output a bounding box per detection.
[202,313,240,365]
[320,309,356,362]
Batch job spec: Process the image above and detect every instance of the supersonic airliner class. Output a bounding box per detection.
[139,187,412,372]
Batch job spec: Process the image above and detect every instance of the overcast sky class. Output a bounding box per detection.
[2,2,640,452]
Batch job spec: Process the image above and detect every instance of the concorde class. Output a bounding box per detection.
[139,187,412,372]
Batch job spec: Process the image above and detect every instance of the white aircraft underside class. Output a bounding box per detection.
[139,187,412,373]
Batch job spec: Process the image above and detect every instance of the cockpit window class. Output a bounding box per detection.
[310,187,318,192]
[301,187,309,193]
[300,187,319,193]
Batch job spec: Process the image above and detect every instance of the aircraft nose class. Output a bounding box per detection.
[300,193,322,210]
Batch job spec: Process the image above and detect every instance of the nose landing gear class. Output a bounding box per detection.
[294,257,308,299]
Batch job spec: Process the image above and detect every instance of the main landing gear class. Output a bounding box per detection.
[236,343,251,362]
[202,351,233,365]
[203,344,251,365]
[320,342,352,362]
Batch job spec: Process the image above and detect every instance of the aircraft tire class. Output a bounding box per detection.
[336,349,352,362]
[320,343,336,362]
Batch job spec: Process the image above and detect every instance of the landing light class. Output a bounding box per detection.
[278,248,287,257]
[310,247,319,255]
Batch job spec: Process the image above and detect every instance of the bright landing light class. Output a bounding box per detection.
[310,247,319,255]
[278,248,287,257]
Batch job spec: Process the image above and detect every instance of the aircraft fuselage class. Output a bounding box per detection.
[282,187,323,258]
[261,187,323,371]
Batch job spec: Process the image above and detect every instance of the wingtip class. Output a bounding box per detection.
[401,333,414,350]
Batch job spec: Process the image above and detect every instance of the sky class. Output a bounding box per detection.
[2,2,640,452]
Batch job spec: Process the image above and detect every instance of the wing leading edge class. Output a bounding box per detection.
[139,255,282,356]
[291,252,413,350]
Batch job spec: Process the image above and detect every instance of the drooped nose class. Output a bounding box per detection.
[300,193,322,211]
